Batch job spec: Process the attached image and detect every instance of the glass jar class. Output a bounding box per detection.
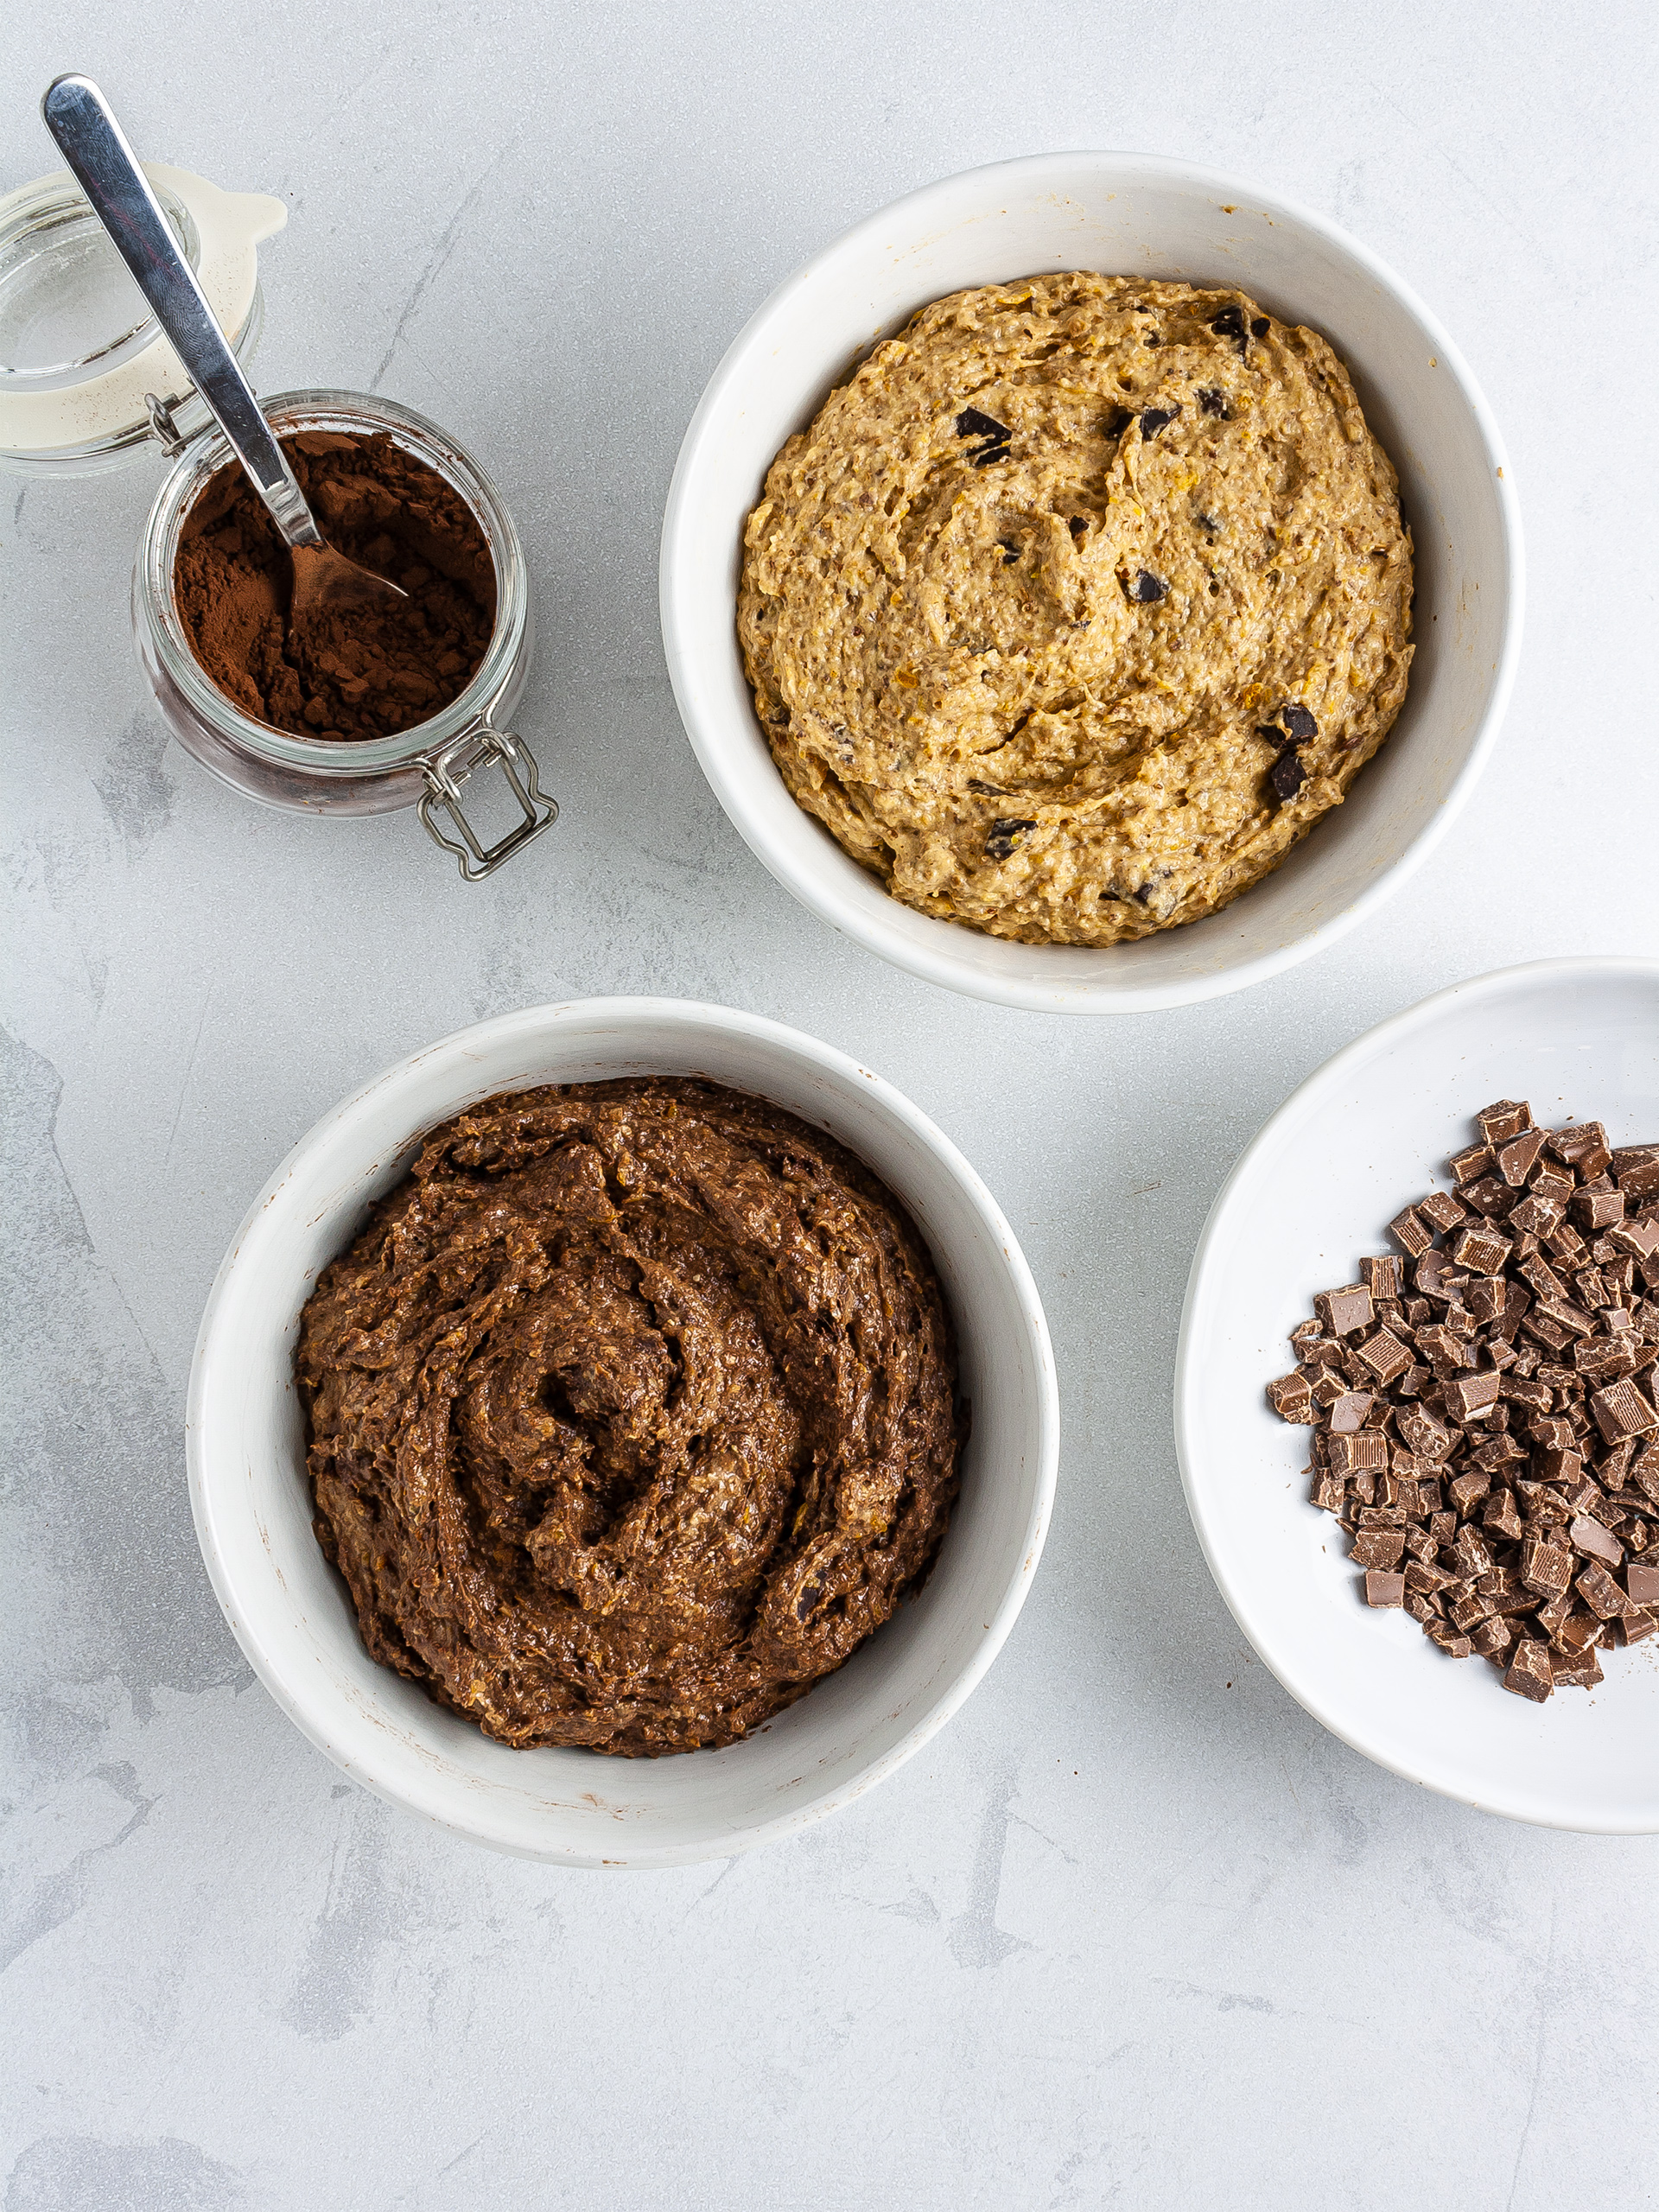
[132,388,556,878]
[0,162,276,477]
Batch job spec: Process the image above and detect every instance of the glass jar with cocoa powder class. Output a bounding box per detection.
[2,165,556,879]
[132,388,553,875]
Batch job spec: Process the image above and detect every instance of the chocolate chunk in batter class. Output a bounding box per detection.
[296,1079,963,1757]
[986,817,1038,861]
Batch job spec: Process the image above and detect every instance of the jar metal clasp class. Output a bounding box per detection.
[417,719,558,881]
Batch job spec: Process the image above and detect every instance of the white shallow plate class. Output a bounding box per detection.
[188,1000,1058,1867]
[661,150,1523,1014]
[1176,957,1659,1832]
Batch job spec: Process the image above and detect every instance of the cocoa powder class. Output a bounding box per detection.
[173,430,496,741]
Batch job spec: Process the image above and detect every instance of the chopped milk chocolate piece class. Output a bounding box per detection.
[1328,1431,1389,1476]
[1452,1523,1494,1578]
[1471,1615,1514,1658]
[1530,1159,1575,1205]
[1449,1143,1494,1185]
[1461,1175,1513,1220]
[1600,1436,1638,1486]
[1535,1586,1575,1636]
[1520,1536,1573,1596]
[1356,1328,1413,1385]
[1448,1469,1491,1516]
[1478,1100,1534,1147]
[1549,1122,1611,1176]
[1535,1446,1582,1485]
[1511,1193,1565,1238]
[1268,1372,1315,1421]
[1316,1284,1374,1337]
[1575,1561,1634,1620]
[1572,1188,1626,1231]
[1575,1338,1638,1387]
[1450,1588,1498,1631]
[1554,1610,1604,1655]
[1363,1571,1407,1608]
[1496,1129,1547,1186]
[1311,1471,1347,1511]
[1545,1220,1588,1267]
[1569,1514,1624,1568]
[1610,1214,1659,1262]
[1503,1641,1554,1702]
[1613,1145,1659,1198]
[1405,1559,1459,1594]
[1533,1294,1595,1340]
[1389,1206,1434,1258]
[1591,1379,1658,1444]
[1328,1391,1374,1433]
[1427,1624,1474,1657]
[1419,1191,1468,1234]
[1452,1224,1512,1275]
[1483,1489,1525,1541]
[1615,1611,1659,1646]
[1443,1371,1502,1422]
[1625,1560,1659,1609]
[1552,1646,1604,1688]
[1398,1405,1453,1460]
[1358,1254,1403,1298]
[1470,1431,1526,1471]
[1352,1530,1407,1570]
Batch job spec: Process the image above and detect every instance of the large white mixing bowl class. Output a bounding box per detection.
[660,151,1523,1014]
[187,1000,1058,1866]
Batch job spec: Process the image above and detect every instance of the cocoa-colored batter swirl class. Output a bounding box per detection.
[296,1079,962,1755]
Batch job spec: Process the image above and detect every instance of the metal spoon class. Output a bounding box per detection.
[41,73,406,636]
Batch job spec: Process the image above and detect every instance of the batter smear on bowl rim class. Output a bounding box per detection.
[296,1078,962,1755]
[738,275,1414,944]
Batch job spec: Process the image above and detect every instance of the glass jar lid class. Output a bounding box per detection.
[0,161,285,476]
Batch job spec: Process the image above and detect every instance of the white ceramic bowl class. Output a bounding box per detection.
[660,151,1523,1014]
[187,999,1058,1866]
[1176,957,1659,1833]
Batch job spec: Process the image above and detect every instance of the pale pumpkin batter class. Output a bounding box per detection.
[738,275,1414,944]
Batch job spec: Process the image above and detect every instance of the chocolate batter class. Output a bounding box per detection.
[296,1079,963,1756]
[174,430,495,740]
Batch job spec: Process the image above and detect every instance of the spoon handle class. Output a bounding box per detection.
[41,73,321,550]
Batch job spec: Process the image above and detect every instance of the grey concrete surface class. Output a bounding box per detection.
[3,2,1657,2206]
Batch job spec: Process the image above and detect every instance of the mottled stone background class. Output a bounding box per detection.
[3,2,1656,2206]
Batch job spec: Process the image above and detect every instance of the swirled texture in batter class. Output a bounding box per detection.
[296,1080,961,1756]
[738,275,1414,944]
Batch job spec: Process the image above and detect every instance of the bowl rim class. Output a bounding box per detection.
[1173,954,1659,1834]
[659,147,1527,1015]
[185,995,1061,1866]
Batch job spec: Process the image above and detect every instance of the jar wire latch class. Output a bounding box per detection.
[144,390,188,455]
[418,721,557,881]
